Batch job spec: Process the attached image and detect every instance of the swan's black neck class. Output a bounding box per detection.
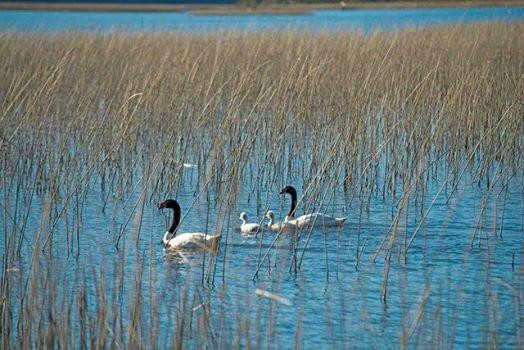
[287,190,297,219]
[169,201,181,234]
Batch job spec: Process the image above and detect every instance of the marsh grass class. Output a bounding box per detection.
[0,22,523,348]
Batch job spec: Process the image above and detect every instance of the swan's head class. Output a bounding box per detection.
[279,185,297,197]
[265,210,275,220]
[239,212,248,221]
[158,199,178,210]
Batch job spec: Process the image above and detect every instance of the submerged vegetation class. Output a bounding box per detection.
[0,22,522,348]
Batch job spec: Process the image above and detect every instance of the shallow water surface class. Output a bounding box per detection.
[1,6,523,31]
[1,166,522,348]
[0,15,522,348]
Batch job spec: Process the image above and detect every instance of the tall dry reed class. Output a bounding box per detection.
[0,22,522,348]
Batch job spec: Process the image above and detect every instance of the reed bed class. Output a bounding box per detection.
[0,22,522,348]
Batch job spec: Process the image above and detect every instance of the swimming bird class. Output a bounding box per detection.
[265,210,297,232]
[158,199,221,251]
[279,185,347,228]
[239,212,261,234]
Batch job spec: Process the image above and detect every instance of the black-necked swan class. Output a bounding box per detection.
[158,199,221,251]
[239,212,261,234]
[279,185,347,228]
[265,210,297,232]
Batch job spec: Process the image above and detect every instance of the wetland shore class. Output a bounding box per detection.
[1,0,523,14]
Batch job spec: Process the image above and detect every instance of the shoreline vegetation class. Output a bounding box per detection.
[0,0,523,14]
[0,22,522,348]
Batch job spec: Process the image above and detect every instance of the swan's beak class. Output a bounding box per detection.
[279,188,285,194]
[158,202,166,210]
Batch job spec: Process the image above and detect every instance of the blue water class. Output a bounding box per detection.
[0,6,523,32]
[1,163,522,347]
[1,6,523,348]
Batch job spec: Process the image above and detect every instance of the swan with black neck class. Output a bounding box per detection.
[279,185,347,228]
[158,199,221,251]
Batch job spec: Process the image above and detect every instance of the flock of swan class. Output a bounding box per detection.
[159,185,347,251]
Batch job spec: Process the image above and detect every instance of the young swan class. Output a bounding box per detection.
[280,185,347,228]
[239,212,261,234]
[159,199,221,251]
[265,210,297,232]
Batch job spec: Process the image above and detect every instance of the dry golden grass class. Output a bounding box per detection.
[1,23,521,203]
[0,22,522,347]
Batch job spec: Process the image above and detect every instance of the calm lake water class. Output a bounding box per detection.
[1,165,522,347]
[1,7,523,349]
[0,6,524,32]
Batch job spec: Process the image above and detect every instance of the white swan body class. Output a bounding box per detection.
[163,232,221,250]
[285,213,347,229]
[279,185,347,229]
[239,212,261,234]
[159,199,221,252]
[266,211,297,232]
